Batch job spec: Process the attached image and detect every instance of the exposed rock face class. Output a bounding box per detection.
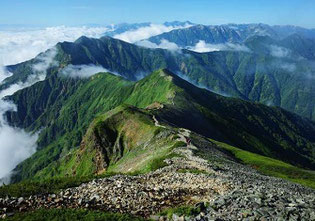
[1,129,314,220]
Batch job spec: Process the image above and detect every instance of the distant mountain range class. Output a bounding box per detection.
[4,33,315,121]
[148,23,315,46]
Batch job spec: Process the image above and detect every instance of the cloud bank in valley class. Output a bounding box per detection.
[188,40,251,53]
[0,49,58,183]
[113,23,192,43]
[61,64,116,78]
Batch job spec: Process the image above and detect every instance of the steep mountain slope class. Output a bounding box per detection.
[5,69,315,182]
[273,25,315,39]
[2,36,315,120]
[280,34,315,60]
[244,34,315,61]
[34,105,182,178]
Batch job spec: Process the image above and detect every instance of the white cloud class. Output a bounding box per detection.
[113,23,192,43]
[188,40,250,53]
[269,45,291,58]
[61,64,116,78]
[136,39,181,51]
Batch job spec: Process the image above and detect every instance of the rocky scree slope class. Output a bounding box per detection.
[1,125,314,220]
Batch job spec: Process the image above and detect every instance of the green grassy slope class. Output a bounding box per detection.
[7,70,180,182]
[212,139,315,189]
[6,208,144,221]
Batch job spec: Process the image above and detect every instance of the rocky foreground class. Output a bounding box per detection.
[1,130,314,220]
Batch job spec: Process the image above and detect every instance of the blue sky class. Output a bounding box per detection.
[1,0,315,28]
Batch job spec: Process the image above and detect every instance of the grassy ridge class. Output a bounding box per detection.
[0,175,101,197]
[212,140,315,189]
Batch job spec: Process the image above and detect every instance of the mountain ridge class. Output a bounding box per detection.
[4,69,315,183]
